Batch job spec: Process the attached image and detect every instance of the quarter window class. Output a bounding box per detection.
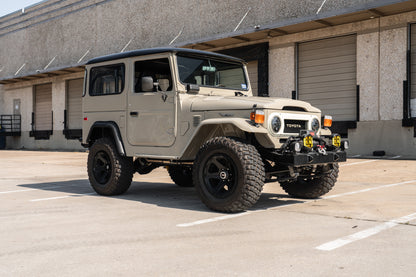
[89,64,125,96]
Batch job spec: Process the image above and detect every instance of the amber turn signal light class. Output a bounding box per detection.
[250,110,265,124]
[323,115,332,128]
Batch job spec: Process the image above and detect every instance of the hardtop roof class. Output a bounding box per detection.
[86,47,245,65]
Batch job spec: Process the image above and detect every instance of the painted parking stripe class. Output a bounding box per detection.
[0,186,64,194]
[177,179,416,227]
[316,212,416,251]
[340,160,379,167]
[30,192,95,202]
[341,156,401,167]
[323,180,416,199]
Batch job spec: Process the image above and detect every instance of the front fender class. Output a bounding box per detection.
[180,118,271,160]
[198,118,268,134]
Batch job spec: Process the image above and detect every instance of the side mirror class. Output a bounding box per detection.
[141,77,154,92]
[186,83,200,94]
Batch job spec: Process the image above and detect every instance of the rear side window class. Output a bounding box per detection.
[89,64,125,96]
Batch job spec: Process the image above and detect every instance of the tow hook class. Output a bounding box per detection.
[317,145,327,155]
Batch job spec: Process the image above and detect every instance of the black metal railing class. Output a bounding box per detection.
[0,115,21,136]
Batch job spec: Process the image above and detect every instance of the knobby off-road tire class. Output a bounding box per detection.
[88,137,134,196]
[193,137,265,213]
[279,163,339,199]
[168,165,194,187]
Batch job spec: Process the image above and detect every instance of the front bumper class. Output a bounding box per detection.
[272,151,347,167]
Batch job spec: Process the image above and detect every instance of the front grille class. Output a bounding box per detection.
[284,119,307,133]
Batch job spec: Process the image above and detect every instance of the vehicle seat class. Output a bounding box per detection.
[158,79,170,92]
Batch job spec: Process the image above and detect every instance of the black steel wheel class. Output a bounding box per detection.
[193,137,265,213]
[92,150,112,184]
[202,153,238,199]
[87,138,133,196]
[168,165,194,187]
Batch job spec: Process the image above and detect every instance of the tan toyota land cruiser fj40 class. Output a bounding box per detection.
[82,48,348,213]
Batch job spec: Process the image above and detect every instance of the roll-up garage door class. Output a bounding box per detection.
[66,78,83,129]
[298,35,357,121]
[34,83,52,131]
[247,60,258,96]
[410,24,416,116]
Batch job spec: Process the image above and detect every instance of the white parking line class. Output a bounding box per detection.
[176,179,416,227]
[316,212,416,251]
[341,156,402,167]
[30,192,95,202]
[0,186,64,194]
[340,160,379,167]
[177,213,250,227]
[323,180,416,199]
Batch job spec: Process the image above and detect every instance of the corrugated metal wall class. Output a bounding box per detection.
[298,35,357,121]
[34,83,52,131]
[66,78,83,129]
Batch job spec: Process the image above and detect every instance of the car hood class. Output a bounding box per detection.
[190,96,321,113]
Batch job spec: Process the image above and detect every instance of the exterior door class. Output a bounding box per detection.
[127,56,176,147]
[298,35,357,121]
[410,24,416,117]
[66,78,83,129]
[34,83,52,131]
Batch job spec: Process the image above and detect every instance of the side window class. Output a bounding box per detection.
[89,64,125,96]
[134,58,172,93]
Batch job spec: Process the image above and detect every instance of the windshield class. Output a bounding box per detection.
[177,55,248,91]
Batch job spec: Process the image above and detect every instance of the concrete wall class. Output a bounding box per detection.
[357,32,379,121]
[268,10,416,157]
[2,72,84,150]
[269,44,295,99]
[0,0,394,80]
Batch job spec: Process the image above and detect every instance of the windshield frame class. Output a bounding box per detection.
[175,54,249,92]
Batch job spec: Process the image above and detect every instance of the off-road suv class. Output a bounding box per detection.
[82,48,348,213]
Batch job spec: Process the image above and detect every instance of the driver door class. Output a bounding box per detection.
[127,56,176,147]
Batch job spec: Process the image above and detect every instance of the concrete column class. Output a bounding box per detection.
[268,44,295,98]
[379,27,407,120]
[357,32,379,121]
[52,80,65,131]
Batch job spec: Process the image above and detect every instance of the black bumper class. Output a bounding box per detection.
[275,151,347,167]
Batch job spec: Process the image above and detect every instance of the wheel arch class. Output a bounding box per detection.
[180,118,269,160]
[86,121,126,156]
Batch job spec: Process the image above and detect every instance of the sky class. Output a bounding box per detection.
[0,0,43,17]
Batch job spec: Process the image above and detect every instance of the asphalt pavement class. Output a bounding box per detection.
[0,150,415,276]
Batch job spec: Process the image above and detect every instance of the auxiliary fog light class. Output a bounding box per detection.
[332,135,341,148]
[303,135,313,148]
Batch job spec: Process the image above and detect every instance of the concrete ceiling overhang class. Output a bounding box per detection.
[1,0,415,84]
[181,0,416,51]
[0,65,84,85]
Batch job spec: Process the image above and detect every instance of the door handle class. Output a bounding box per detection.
[130,111,138,117]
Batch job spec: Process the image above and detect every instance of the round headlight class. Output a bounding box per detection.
[270,116,281,134]
[311,118,320,131]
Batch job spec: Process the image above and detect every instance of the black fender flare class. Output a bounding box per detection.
[86,121,126,156]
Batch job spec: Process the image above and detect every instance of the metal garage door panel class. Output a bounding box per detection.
[410,24,416,106]
[34,83,52,131]
[298,35,357,121]
[247,60,258,96]
[66,78,83,129]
